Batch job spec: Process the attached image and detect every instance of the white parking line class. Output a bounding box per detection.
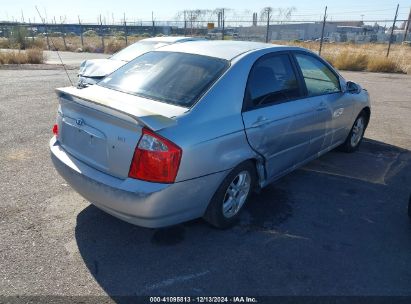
[145,271,211,291]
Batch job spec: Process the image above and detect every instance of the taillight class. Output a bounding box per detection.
[128,128,182,183]
[52,124,59,136]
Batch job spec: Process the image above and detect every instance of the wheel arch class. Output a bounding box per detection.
[235,157,266,192]
[361,106,371,128]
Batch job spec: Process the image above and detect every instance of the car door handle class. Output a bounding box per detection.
[251,117,270,128]
[317,102,327,111]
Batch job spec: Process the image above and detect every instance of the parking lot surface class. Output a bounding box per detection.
[43,50,109,66]
[0,68,410,297]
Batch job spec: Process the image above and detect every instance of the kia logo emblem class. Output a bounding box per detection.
[76,118,85,126]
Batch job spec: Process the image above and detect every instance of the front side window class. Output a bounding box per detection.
[295,53,340,96]
[246,54,301,108]
[100,51,229,107]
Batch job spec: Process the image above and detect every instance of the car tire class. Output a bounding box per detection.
[203,161,257,229]
[338,111,368,153]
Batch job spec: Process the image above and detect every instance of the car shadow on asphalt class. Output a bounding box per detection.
[75,138,411,299]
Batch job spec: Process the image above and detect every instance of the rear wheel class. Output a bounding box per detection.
[203,161,256,229]
[339,112,367,153]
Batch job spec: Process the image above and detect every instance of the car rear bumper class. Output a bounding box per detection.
[50,137,226,228]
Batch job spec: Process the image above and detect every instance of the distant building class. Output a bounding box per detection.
[269,23,338,41]
[237,26,266,41]
[239,20,394,43]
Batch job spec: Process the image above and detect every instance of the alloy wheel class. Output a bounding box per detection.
[351,116,365,147]
[222,171,251,218]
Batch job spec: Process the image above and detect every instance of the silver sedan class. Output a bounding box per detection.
[50,41,371,228]
[77,36,204,88]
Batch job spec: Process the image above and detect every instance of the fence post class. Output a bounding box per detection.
[152,11,155,36]
[78,16,84,49]
[99,14,105,52]
[387,4,399,57]
[184,11,187,37]
[61,21,67,50]
[31,24,35,43]
[123,13,128,46]
[402,7,411,42]
[44,23,50,50]
[319,6,327,56]
[265,8,271,43]
[6,25,10,46]
[28,20,35,43]
[221,9,225,40]
[124,21,128,46]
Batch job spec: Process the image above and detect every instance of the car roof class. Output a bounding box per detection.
[140,36,204,43]
[156,40,288,60]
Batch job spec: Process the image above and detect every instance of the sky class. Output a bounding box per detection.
[1,0,410,24]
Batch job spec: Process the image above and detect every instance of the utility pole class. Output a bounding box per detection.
[319,6,327,56]
[403,7,411,42]
[387,4,399,57]
[221,9,225,40]
[265,8,271,43]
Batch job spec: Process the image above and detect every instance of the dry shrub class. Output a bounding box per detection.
[0,48,45,64]
[26,48,45,64]
[279,41,411,74]
[27,38,45,49]
[82,44,98,53]
[367,56,398,73]
[83,30,98,37]
[331,51,369,71]
[0,50,27,64]
[105,39,125,54]
[322,54,336,66]
[48,38,66,51]
[0,38,11,48]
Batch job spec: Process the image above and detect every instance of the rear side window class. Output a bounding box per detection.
[295,53,340,96]
[110,41,170,62]
[246,53,301,107]
[100,51,228,107]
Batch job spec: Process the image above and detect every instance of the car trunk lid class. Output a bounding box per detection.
[55,85,187,179]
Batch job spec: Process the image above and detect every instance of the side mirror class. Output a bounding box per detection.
[346,81,360,94]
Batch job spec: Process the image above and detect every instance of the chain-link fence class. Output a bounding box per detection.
[1,8,411,73]
[1,14,410,51]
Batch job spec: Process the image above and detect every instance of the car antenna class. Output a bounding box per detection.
[35,6,74,86]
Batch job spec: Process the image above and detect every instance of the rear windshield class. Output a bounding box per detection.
[110,41,170,62]
[99,51,229,107]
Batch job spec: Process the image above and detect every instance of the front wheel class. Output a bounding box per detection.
[203,161,256,229]
[339,112,367,153]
